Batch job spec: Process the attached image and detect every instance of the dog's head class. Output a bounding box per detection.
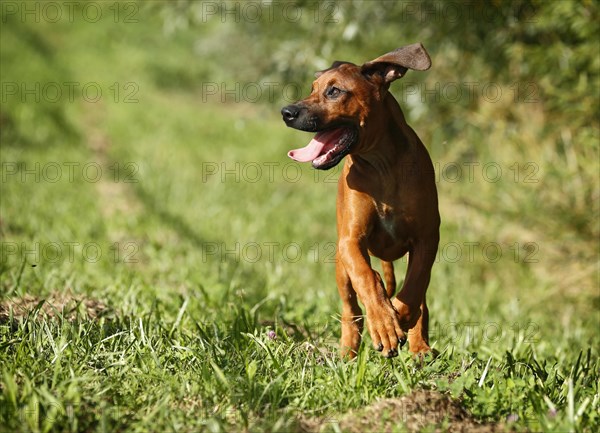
[281,43,431,170]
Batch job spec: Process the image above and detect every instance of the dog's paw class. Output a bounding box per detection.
[408,341,431,356]
[366,302,406,358]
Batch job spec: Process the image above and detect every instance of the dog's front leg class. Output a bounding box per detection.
[337,238,406,358]
[391,239,438,355]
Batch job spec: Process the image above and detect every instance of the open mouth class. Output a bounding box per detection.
[287,127,357,170]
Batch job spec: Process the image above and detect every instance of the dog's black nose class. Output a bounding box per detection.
[281,105,299,122]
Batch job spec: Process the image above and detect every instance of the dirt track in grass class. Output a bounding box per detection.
[0,293,111,322]
[299,390,510,433]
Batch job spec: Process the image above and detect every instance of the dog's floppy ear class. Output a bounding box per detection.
[361,43,431,83]
[315,60,354,78]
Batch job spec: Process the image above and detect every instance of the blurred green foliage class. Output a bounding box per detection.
[0,15,79,146]
[4,1,598,149]
[162,0,599,127]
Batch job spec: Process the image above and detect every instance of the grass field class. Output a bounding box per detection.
[1,3,598,433]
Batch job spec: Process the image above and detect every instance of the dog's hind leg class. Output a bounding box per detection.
[381,260,396,298]
[336,258,363,358]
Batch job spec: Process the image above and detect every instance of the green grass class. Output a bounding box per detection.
[1,4,598,433]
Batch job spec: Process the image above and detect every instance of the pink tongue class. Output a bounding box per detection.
[288,129,343,162]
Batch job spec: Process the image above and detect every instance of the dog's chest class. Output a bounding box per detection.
[375,203,407,240]
[367,201,411,261]
[376,203,399,237]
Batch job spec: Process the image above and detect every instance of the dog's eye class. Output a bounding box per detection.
[325,86,342,99]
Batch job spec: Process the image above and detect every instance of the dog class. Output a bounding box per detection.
[281,43,440,358]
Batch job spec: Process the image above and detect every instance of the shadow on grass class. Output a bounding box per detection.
[128,171,270,291]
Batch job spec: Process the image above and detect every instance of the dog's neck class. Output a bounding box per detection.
[350,92,414,175]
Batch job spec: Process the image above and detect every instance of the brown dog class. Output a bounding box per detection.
[281,43,440,358]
